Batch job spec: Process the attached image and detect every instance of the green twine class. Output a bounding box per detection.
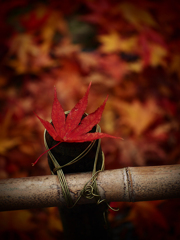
[44,124,118,212]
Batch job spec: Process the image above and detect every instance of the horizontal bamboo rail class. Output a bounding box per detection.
[0,164,180,212]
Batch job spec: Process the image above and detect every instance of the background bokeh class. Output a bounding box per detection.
[0,0,180,239]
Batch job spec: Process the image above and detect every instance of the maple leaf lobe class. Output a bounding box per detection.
[35,83,121,144]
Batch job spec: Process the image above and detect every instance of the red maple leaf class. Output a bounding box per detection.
[33,83,122,165]
[20,9,52,32]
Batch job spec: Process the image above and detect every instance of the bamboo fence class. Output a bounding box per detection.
[0,164,180,212]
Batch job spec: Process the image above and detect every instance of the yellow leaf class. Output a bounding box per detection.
[101,101,117,134]
[48,214,63,232]
[0,138,21,155]
[169,54,180,78]
[119,3,158,28]
[0,210,36,232]
[47,207,63,232]
[7,34,39,74]
[127,60,143,72]
[114,99,163,136]
[0,111,21,155]
[98,31,137,53]
[40,11,68,54]
[149,43,168,67]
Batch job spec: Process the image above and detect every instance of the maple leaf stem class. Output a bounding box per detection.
[32,141,62,166]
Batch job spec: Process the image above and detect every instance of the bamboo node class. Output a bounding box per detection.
[125,167,135,202]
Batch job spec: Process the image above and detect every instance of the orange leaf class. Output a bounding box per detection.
[118,3,158,29]
[124,202,168,237]
[98,31,137,53]
[114,99,163,136]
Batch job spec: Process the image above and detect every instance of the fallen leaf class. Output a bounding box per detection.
[54,38,80,57]
[97,53,129,81]
[114,99,163,136]
[0,138,21,155]
[7,34,39,74]
[118,138,166,167]
[118,3,158,29]
[124,202,168,238]
[20,6,52,32]
[147,122,177,141]
[98,31,137,53]
[0,210,36,232]
[149,43,168,67]
[169,54,180,79]
[137,29,168,67]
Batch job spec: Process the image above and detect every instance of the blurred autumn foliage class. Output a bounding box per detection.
[0,0,180,239]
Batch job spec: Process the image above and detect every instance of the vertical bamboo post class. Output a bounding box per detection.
[45,121,112,240]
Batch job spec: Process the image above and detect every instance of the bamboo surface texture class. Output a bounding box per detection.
[0,164,180,212]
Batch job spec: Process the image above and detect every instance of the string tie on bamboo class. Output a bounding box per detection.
[44,124,118,211]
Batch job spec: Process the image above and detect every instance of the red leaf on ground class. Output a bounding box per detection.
[20,8,52,32]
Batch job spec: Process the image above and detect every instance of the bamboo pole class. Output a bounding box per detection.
[0,164,180,212]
